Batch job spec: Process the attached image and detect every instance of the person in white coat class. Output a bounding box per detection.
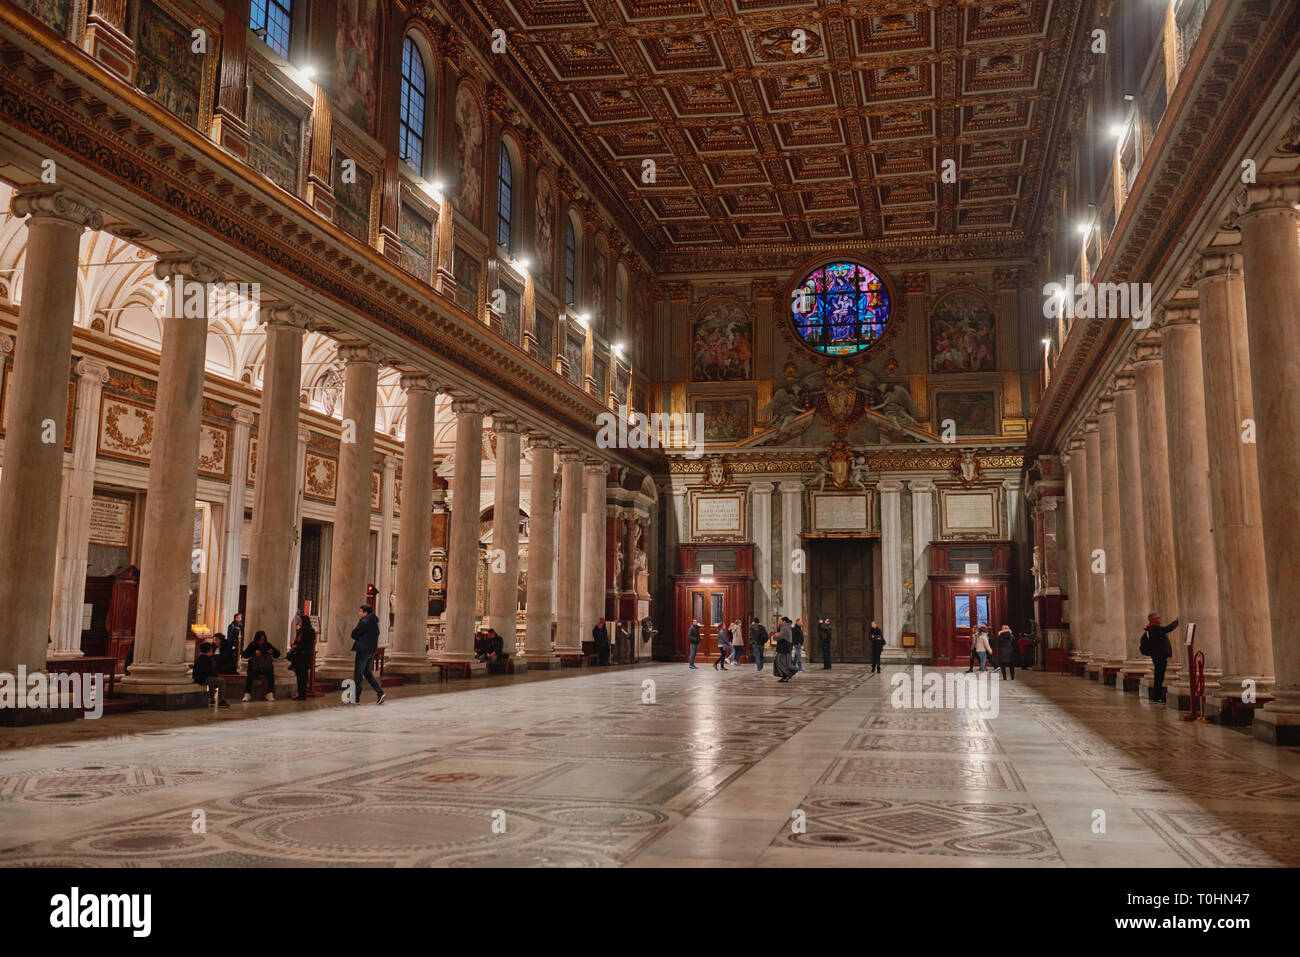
[729,619,743,664]
[971,626,993,672]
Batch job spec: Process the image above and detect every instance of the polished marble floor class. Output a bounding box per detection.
[0,663,1297,867]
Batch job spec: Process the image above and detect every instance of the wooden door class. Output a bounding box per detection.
[952,590,993,662]
[810,539,873,662]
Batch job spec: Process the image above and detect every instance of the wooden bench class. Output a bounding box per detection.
[1219,695,1273,726]
[557,653,587,668]
[486,658,514,675]
[1101,665,1122,686]
[434,662,472,681]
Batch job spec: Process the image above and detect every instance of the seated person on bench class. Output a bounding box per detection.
[476,628,508,667]
[193,642,230,707]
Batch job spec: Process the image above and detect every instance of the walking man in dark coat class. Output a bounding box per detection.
[687,618,701,669]
[819,617,833,669]
[750,616,769,671]
[869,620,885,673]
[592,617,611,666]
[1141,613,1179,703]
[349,604,386,704]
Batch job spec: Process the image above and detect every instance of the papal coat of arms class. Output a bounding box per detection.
[705,455,729,489]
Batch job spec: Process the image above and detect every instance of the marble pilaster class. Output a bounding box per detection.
[581,459,608,634]
[778,481,804,625]
[218,406,255,633]
[1064,436,1092,661]
[752,482,774,624]
[1083,416,1105,673]
[879,480,903,646]
[908,480,934,652]
[49,358,110,658]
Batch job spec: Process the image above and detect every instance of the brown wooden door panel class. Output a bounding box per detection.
[809,539,873,662]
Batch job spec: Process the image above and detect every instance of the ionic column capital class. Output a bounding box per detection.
[1159,303,1199,329]
[777,480,804,494]
[583,458,608,476]
[1113,368,1136,392]
[526,431,555,451]
[153,255,223,283]
[451,396,486,417]
[1096,391,1115,416]
[231,405,256,427]
[558,446,584,465]
[0,332,12,355]
[336,342,383,365]
[906,479,935,494]
[1083,416,1099,435]
[399,373,437,395]
[261,304,313,331]
[297,426,312,446]
[878,479,904,494]
[491,415,525,435]
[1233,181,1300,219]
[1193,249,1244,284]
[10,186,102,230]
[1067,433,1085,452]
[73,357,110,384]
[1131,336,1163,367]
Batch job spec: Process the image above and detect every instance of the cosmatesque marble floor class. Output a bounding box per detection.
[0,662,1297,867]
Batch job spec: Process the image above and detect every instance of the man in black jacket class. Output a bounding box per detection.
[592,618,610,666]
[819,618,833,669]
[1141,613,1179,703]
[792,618,805,672]
[869,620,885,673]
[193,642,230,707]
[226,613,244,653]
[350,604,386,704]
[750,617,769,671]
[687,618,701,669]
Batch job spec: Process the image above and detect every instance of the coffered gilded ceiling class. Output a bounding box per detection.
[459,0,1085,270]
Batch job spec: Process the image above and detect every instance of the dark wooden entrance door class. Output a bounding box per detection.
[809,539,873,662]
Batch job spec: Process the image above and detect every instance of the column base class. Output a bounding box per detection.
[384,653,438,681]
[1252,706,1300,746]
[1084,661,1103,680]
[314,656,357,681]
[521,654,561,670]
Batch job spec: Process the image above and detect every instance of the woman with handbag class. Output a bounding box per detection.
[713,625,730,671]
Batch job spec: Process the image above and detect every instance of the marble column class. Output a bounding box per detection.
[779,481,804,626]
[879,480,903,645]
[555,448,585,654]
[388,375,437,675]
[1132,337,1180,696]
[523,434,557,667]
[1064,436,1092,661]
[752,482,774,624]
[1096,394,1127,669]
[1112,370,1150,677]
[1083,415,1106,673]
[1195,249,1274,702]
[1159,305,1223,703]
[318,345,381,679]
[121,257,223,694]
[218,406,254,631]
[438,398,485,665]
[1004,476,1028,633]
[908,480,934,652]
[243,306,308,680]
[1236,182,1300,743]
[488,416,523,638]
[287,426,310,632]
[49,358,110,658]
[0,188,100,674]
[374,455,397,639]
[580,459,608,634]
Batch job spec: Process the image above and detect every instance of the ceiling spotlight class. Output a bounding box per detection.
[1078,222,1093,235]
[1042,337,1051,346]
[253,27,268,38]
[1109,123,1126,138]
[514,257,530,271]
[1123,93,1135,102]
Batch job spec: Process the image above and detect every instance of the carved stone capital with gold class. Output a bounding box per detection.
[10,186,103,230]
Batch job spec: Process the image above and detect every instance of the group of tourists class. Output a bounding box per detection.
[190,603,385,707]
[685,614,889,680]
[968,624,1022,679]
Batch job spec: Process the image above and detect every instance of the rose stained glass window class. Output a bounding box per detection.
[791,262,892,356]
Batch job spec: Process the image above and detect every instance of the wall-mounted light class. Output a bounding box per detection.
[300,65,316,81]
[514,257,530,272]
[613,342,625,355]
[1078,221,1093,236]
[576,313,590,328]
[1109,122,1127,138]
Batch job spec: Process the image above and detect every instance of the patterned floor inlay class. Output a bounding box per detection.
[1133,808,1300,866]
[0,664,1298,866]
[773,797,1062,862]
